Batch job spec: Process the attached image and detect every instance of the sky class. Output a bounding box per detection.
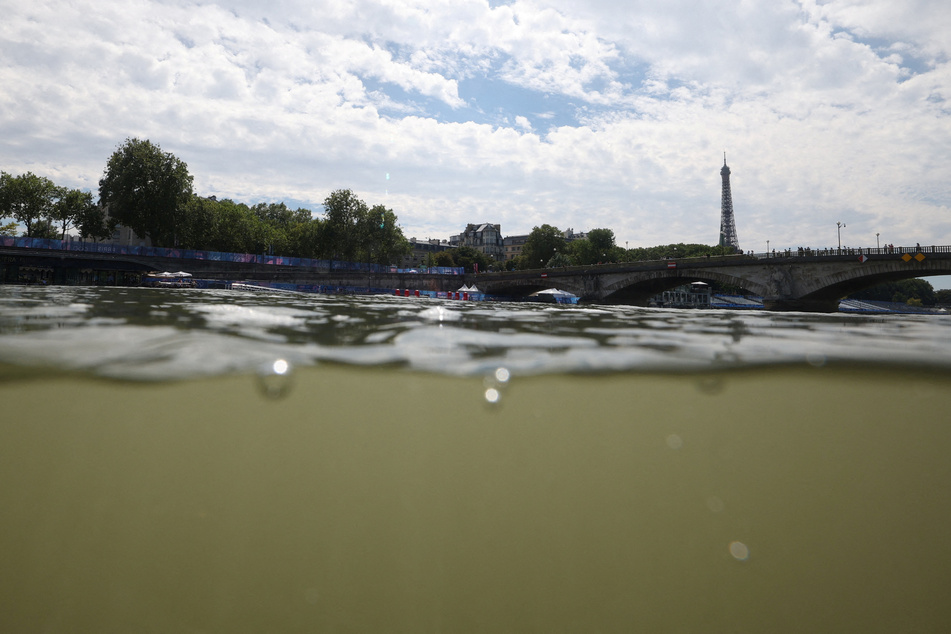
[2,0,950,262]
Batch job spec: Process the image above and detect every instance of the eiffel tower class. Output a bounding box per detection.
[719,153,740,252]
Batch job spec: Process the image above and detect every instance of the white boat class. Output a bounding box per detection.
[142,271,195,288]
[529,288,579,304]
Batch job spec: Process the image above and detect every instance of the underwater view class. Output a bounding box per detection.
[2,285,950,631]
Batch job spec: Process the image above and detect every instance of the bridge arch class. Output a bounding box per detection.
[598,268,766,304]
[799,260,951,303]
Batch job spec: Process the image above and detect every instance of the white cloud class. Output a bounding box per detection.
[1,0,950,259]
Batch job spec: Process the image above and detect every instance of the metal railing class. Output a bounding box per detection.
[750,244,951,259]
[0,235,464,275]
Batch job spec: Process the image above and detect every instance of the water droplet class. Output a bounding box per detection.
[257,358,294,400]
[666,434,683,450]
[484,387,501,404]
[729,541,750,561]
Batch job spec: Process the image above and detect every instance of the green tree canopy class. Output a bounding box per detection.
[360,204,410,265]
[569,228,620,265]
[76,195,115,242]
[51,188,98,241]
[98,138,194,247]
[849,278,936,305]
[431,250,456,268]
[451,245,493,273]
[0,171,59,237]
[622,243,735,262]
[519,224,567,270]
[321,189,366,261]
[287,216,324,260]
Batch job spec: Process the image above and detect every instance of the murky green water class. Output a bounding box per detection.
[2,286,950,631]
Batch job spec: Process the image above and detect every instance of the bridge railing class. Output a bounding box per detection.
[752,245,951,259]
[0,234,463,276]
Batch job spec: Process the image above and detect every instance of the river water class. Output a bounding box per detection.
[2,285,950,632]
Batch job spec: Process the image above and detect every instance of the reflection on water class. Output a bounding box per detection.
[2,286,951,631]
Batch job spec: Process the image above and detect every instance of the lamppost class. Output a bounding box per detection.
[767,240,770,258]
[876,232,880,250]
[837,222,846,250]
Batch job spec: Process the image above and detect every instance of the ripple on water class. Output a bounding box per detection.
[1,286,951,381]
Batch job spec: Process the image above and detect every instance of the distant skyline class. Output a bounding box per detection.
[2,1,950,259]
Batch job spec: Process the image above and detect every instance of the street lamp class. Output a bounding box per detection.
[837,222,846,250]
[767,240,770,257]
[876,232,880,250]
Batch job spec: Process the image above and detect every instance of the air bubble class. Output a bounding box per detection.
[483,366,511,388]
[729,541,750,561]
[482,367,511,406]
[257,358,294,400]
[494,367,511,384]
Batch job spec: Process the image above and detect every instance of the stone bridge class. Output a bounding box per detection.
[4,244,951,312]
[468,246,951,312]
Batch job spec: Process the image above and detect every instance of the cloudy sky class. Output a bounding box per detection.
[2,0,950,257]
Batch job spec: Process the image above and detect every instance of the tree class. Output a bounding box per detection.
[849,278,936,305]
[431,250,455,267]
[51,188,97,240]
[588,228,616,253]
[288,217,324,259]
[360,204,410,265]
[452,245,493,273]
[321,189,366,261]
[622,243,735,262]
[76,199,115,242]
[519,224,567,270]
[30,218,59,239]
[936,289,951,306]
[0,171,59,237]
[547,251,572,268]
[98,138,194,247]
[178,195,219,250]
